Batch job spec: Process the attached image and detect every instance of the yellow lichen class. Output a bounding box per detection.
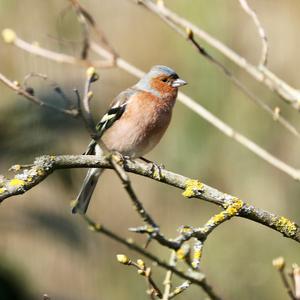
[182,179,203,198]
[37,168,45,176]
[274,216,297,237]
[145,226,155,233]
[9,178,25,187]
[0,187,6,194]
[212,212,226,223]
[193,249,202,260]
[179,226,193,234]
[176,248,186,260]
[2,28,16,44]
[225,198,244,216]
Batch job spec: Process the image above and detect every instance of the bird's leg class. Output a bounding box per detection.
[110,151,136,170]
[110,151,126,166]
[140,157,165,179]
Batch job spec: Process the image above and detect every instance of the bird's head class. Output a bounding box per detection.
[136,65,187,96]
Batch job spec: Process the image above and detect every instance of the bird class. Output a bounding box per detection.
[72,65,187,214]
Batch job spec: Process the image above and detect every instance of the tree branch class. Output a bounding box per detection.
[135,0,300,111]
[238,0,268,66]
[82,215,221,300]
[0,154,299,244]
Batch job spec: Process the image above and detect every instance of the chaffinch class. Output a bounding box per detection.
[72,65,187,214]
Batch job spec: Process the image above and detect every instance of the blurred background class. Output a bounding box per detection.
[0,0,300,299]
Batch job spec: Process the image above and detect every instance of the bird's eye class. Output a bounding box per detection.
[161,78,168,82]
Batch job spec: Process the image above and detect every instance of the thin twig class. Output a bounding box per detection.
[81,215,221,300]
[168,281,191,299]
[0,72,78,116]
[110,154,180,250]
[280,269,296,299]
[68,0,118,59]
[135,0,300,110]
[273,257,296,300]
[293,264,300,299]
[79,67,98,138]
[23,72,73,106]
[238,0,268,66]
[1,29,113,68]
[70,0,90,59]
[162,251,176,300]
[116,255,163,299]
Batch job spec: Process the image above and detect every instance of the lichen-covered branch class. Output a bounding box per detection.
[82,215,221,300]
[0,154,299,244]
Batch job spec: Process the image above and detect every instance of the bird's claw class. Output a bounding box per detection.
[150,162,164,180]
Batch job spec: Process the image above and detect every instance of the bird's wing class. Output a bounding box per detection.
[95,88,136,138]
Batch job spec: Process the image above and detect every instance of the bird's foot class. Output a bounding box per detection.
[140,157,165,180]
[110,151,135,170]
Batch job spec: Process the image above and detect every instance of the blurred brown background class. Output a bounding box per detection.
[0,0,300,299]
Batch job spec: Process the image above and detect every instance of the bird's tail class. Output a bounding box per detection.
[71,141,103,214]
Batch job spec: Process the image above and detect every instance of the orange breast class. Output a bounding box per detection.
[102,91,175,157]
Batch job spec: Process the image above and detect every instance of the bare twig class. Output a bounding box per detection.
[79,66,98,137]
[82,215,221,300]
[273,257,296,300]
[238,0,268,66]
[23,72,73,106]
[1,28,113,68]
[168,281,191,299]
[0,72,78,116]
[293,264,300,299]
[135,0,300,110]
[68,0,118,59]
[0,155,300,244]
[186,30,300,139]
[110,154,179,250]
[162,251,176,300]
[135,0,300,139]
[70,0,90,59]
[116,254,163,299]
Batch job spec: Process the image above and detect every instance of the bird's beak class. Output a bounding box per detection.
[172,78,187,88]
